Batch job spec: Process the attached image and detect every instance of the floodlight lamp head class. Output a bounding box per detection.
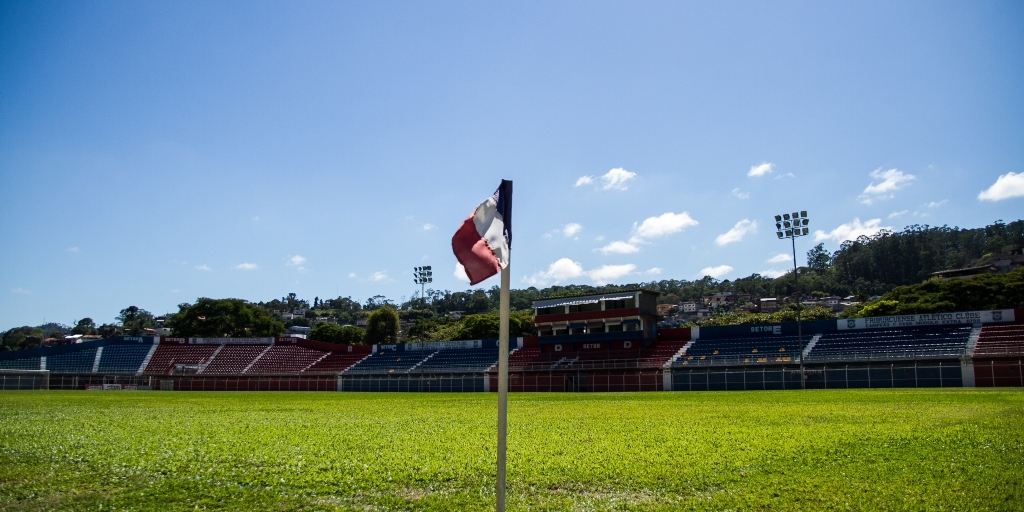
[802,228,809,236]
[776,222,781,230]
[801,211,807,218]
[775,215,782,222]
[792,212,799,219]
[802,219,809,226]
[783,221,791,228]
[783,213,791,220]
[785,229,793,237]
[776,232,784,239]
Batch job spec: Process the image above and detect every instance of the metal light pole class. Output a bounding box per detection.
[413,266,433,307]
[775,211,809,389]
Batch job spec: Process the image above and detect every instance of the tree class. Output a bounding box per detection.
[309,322,365,344]
[72,318,97,335]
[2,326,44,351]
[807,243,831,273]
[365,306,400,344]
[98,324,118,338]
[167,298,285,337]
[117,306,155,336]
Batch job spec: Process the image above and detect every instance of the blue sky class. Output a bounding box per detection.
[2,1,1023,329]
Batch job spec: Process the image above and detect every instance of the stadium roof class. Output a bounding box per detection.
[533,290,657,309]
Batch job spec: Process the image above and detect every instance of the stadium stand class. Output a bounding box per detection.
[973,323,1024,356]
[200,345,268,375]
[0,356,41,370]
[674,335,803,366]
[245,345,329,374]
[343,350,434,374]
[142,344,219,375]
[417,347,501,372]
[46,348,98,373]
[0,310,1018,391]
[96,343,153,374]
[304,351,368,373]
[806,325,971,361]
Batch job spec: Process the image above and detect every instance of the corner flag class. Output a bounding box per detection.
[451,180,512,285]
[451,179,513,512]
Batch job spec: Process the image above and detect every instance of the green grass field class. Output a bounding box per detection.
[1,390,1022,511]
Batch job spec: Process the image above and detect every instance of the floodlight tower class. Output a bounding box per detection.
[775,211,809,389]
[413,266,432,307]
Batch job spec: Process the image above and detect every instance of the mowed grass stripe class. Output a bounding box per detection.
[0,389,1021,511]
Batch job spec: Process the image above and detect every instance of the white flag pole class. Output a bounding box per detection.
[496,264,510,512]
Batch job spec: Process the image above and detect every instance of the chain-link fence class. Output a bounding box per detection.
[671,361,964,391]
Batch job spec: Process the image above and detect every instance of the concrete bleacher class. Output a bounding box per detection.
[96,343,152,374]
[807,325,971,362]
[973,323,1024,357]
[142,344,219,375]
[46,348,98,373]
[675,336,803,366]
[417,347,500,373]
[304,352,368,373]
[245,345,328,374]
[342,350,443,374]
[0,356,41,370]
[200,345,268,375]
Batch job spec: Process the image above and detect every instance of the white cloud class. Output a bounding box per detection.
[576,168,637,190]
[925,199,948,208]
[758,269,787,279]
[66,246,79,253]
[587,264,637,285]
[814,218,891,244]
[348,272,357,278]
[632,212,698,241]
[748,162,774,177]
[766,253,792,264]
[715,219,758,246]
[699,265,733,279]
[731,188,749,199]
[774,172,795,180]
[287,255,306,266]
[369,271,389,282]
[524,258,585,287]
[889,210,908,218]
[170,289,180,293]
[562,223,582,237]
[422,223,436,231]
[597,240,640,254]
[645,267,663,276]
[600,168,637,190]
[523,258,639,286]
[11,287,31,295]
[236,263,258,270]
[454,263,470,283]
[978,172,1024,201]
[195,264,212,271]
[252,216,260,221]
[859,168,915,204]
[594,235,605,242]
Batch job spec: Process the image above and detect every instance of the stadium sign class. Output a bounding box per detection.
[188,337,274,345]
[406,340,485,351]
[838,309,1015,330]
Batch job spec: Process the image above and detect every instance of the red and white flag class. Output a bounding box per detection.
[451,180,513,285]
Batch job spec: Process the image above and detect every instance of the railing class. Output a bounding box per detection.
[972,346,1024,357]
[804,348,965,363]
[508,357,667,372]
